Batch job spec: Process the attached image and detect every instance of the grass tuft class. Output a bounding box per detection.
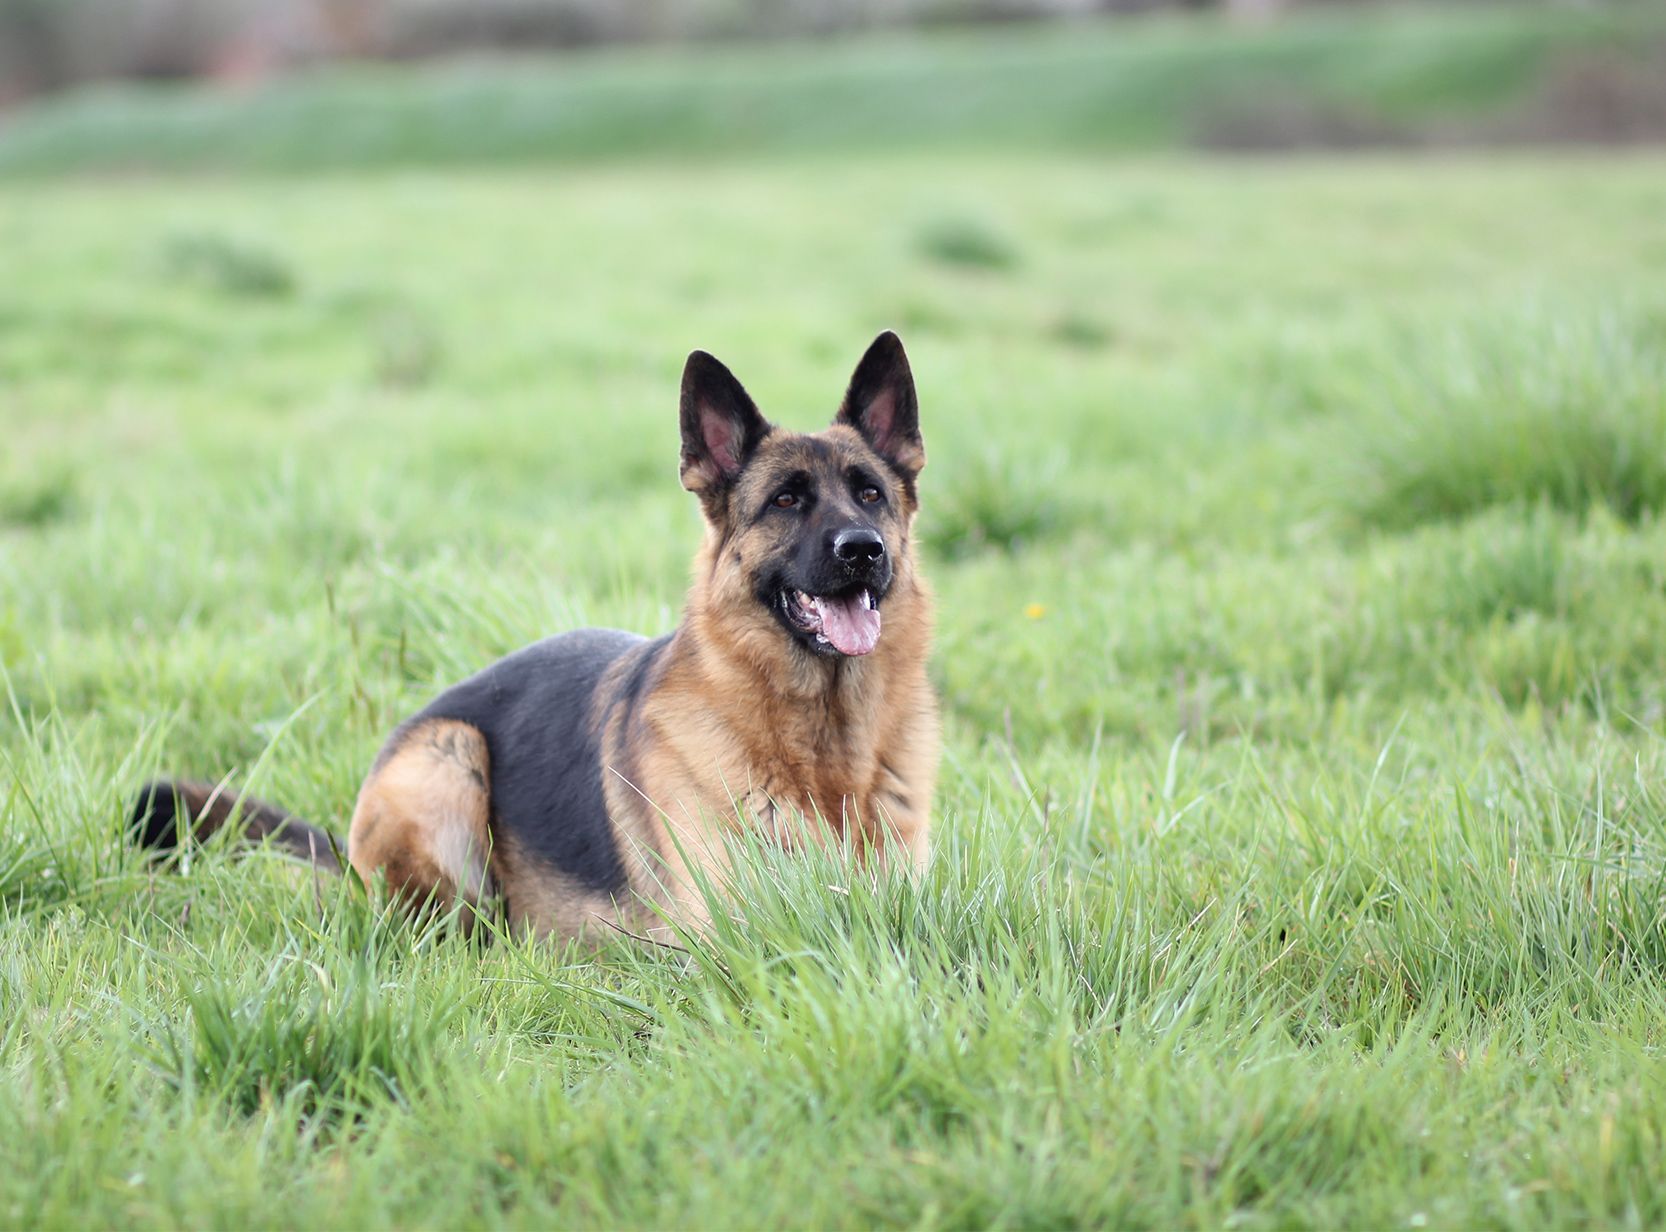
[153,952,458,1123]
[1049,309,1113,351]
[1344,305,1666,529]
[0,466,76,529]
[158,230,296,299]
[913,213,1021,271]
[926,446,1068,559]
[371,308,443,389]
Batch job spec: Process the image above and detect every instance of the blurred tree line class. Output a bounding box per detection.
[1,0,1317,101]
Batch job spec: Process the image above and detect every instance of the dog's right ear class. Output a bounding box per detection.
[680,350,772,507]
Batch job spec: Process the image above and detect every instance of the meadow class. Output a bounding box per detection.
[5,12,1666,1228]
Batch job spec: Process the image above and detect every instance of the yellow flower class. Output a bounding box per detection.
[1024,603,1046,620]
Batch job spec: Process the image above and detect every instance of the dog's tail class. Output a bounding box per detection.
[129,779,344,873]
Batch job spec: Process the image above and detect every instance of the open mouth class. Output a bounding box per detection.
[781,588,882,657]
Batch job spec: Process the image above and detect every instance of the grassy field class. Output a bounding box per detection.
[5,90,1666,1229]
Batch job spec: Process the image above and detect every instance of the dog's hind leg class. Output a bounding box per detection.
[348,718,496,933]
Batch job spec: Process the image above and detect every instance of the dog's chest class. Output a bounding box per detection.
[727,698,919,842]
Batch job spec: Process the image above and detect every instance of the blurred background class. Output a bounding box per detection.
[1,0,1664,158]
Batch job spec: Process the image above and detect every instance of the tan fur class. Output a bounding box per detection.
[491,832,635,943]
[347,719,495,930]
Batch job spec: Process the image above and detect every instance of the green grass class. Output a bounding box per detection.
[5,141,1666,1226]
[1,4,1663,174]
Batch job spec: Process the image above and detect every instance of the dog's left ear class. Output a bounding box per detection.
[836,330,924,480]
[680,350,773,504]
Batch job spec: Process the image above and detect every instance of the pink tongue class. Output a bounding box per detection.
[816,594,882,656]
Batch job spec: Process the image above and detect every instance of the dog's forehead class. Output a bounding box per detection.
[750,428,873,480]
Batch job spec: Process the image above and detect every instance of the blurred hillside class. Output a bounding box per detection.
[4,0,1337,102]
[2,4,1663,174]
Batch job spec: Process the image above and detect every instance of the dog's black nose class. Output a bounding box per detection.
[832,527,885,565]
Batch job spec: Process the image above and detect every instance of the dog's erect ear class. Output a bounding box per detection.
[680,350,772,500]
[835,330,924,479]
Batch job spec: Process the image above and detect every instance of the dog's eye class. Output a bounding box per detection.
[773,491,799,509]
[858,486,881,504]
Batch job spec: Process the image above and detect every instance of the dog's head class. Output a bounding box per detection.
[679,331,925,661]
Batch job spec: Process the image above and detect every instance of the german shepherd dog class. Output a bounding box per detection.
[132,332,939,943]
